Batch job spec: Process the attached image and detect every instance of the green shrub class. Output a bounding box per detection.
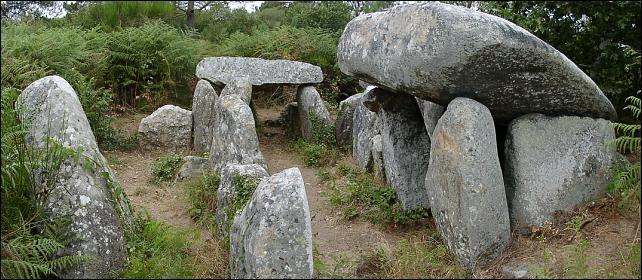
[150,153,184,184]
[186,172,220,228]
[310,112,336,146]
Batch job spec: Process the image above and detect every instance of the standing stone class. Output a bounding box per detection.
[366,88,431,210]
[196,57,323,86]
[221,77,252,105]
[371,134,385,179]
[176,156,211,180]
[138,105,192,151]
[215,164,269,240]
[352,88,380,170]
[230,168,313,279]
[16,76,133,278]
[297,86,332,143]
[192,80,218,153]
[416,97,445,139]
[426,97,510,269]
[210,95,267,172]
[335,93,364,147]
[337,2,616,123]
[504,114,616,233]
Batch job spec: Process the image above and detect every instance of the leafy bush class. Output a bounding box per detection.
[150,153,184,184]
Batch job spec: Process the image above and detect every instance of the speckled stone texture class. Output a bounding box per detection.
[504,114,616,233]
[337,2,616,123]
[215,164,269,241]
[220,77,252,105]
[192,80,218,153]
[425,97,510,269]
[196,57,323,86]
[352,87,381,171]
[16,76,133,278]
[335,93,363,147]
[416,97,445,140]
[230,167,313,279]
[297,86,332,143]
[138,105,192,151]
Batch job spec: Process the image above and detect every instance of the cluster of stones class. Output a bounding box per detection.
[335,2,618,269]
[138,56,326,278]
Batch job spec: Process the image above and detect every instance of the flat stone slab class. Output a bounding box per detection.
[196,57,323,86]
[337,2,616,123]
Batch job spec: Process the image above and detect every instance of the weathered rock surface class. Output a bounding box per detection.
[16,76,133,278]
[366,89,431,210]
[504,114,616,233]
[176,156,211,180]
[335,93,363,147]
[230,167,313,279]
[196,57,323,86]
[337,2,617,123]
[215,164,269,240]
[297,86,332,143]
[192,80,218,153]
[352,88,380,170]
[416,97,445,139]
[358,80,373,89]
[220,77,252,105]
[371,134,385,179]
[138,105,192,151]
[210,95,267,172]
[426,97,510,269]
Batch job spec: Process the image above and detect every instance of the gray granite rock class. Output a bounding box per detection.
[210,95,267,172]
[371,134,385,179]
[504,114,616,233]
[196,57,323,86]
[192,80,218,153]
[176,156,211,180]
[138,105,192,151]
[416,97,445,139]
[358,80,373,89]
[220,77,252,105]
[215,164,269,240]
[297,86,332,143]
[426,97,510,269]
[16,76,133,278]
[337,2,616,123]
[366,89,431,210]
[335,93,364,147]
[351,88,380,170]
[230,167,313,279]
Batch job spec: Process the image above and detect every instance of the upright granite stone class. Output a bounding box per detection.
[365,89,431,210]
[16,76,133,278]
[221,77,252,105]
[176,156,211,180]
[192,80,218,153]
[230,168,313,279]
[210,95,267,172]
[337,2,616,123]
[352,88,380,170]
[426,97,510,269]
[215,164,269,240]
[297,86,332,143]
[504,114,616,233]
[336,93,364,147]
[196,57,323,86]
[416,97,445,139]
[138,105,192,151]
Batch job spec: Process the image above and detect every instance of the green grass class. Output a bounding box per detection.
[185,172,220,230]
[224,175,260,242]
[149,153,183,185]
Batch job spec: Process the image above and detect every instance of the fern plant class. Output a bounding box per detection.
[609,91,641,206]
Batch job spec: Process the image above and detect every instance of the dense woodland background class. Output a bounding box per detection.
[1,1,640,278]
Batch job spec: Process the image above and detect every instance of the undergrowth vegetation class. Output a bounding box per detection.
[223,175,260,247]
[150,153,184,184]
[186,172,220,229]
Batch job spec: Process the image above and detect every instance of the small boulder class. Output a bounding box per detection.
[138,105,192,151]
[230,167,313,279]
[335,93,364,147]
[192,80,218,153]
[297,86,333,143]
[426,97,510,269]
[176,156,211,180]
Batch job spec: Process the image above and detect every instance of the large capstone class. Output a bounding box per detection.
[230,167,313,279]
[215,164,269,240]
[176,156,211,181]
[426,97,510,269]
[210,95,267,172]
[16,76,134,278]
[220,77,252,105]
[192,80,218,153]
[416,97,445,140]
[337,2,616,123]
[504,114,616,233]
[196,57,323,86]
[352,88,381,170]
[336,93,363,147]
[138,105,192,151]
[297,86,333,143]
[366,89,431,210]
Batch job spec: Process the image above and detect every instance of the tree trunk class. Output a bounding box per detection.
[187,1,195,28]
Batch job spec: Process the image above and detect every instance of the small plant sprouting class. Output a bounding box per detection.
[150,153,183,185]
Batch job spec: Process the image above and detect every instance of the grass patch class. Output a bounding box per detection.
[224,175,260,247]
[292,139,341,167]
[185,172,220,230]
[149,153,183,185]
